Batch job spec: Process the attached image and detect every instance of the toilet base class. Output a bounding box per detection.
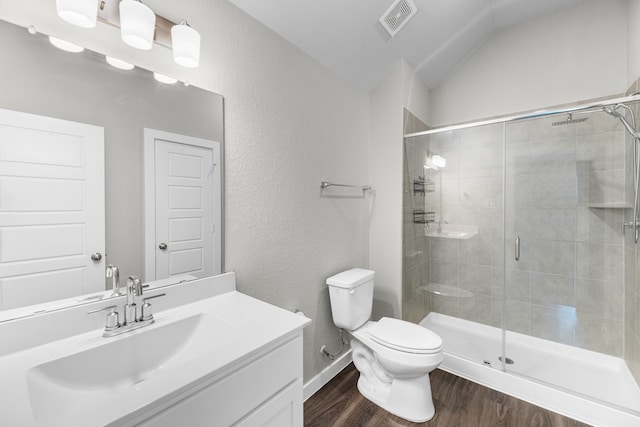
[356,371,435,422]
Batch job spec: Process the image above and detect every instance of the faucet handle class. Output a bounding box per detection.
[88,305,120,331]
[106,265,121,297]
[141,293,166,322]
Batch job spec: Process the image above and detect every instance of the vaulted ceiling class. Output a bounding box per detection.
[0,0,587,93]
[226,0,584,92]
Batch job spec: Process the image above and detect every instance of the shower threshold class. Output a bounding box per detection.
[421,312,640,427]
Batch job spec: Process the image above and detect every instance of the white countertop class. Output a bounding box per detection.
[0,276,310,427]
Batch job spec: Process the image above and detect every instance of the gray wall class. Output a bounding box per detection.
[0,20,224,284]
[210,0,371,384]
[429,0,629,126]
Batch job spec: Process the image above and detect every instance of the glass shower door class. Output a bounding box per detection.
[421,122,506,366]
[503,106,634,409]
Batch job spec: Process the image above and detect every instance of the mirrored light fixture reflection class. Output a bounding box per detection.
[153,73,178,84]
[432,154,447,168]
[55,0,98,29]
[119,0,156,50]
[106,56,135,70]
[424,153,446,170]
[49,36,85,53]
[171,21,201,68]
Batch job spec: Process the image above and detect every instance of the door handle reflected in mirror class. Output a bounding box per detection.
[91,253,103,262]
[158,243,168,250]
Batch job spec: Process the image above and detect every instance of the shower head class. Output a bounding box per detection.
[603,105,626,121]
[551,113,588,126]
[603,106,619,116]
[603,104,638,138]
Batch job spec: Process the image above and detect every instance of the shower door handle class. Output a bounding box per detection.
[515,237,520,261]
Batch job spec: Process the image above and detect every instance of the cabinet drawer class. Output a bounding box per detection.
[140,335,302,427]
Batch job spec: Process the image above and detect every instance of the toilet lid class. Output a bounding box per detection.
[368,317,442,354]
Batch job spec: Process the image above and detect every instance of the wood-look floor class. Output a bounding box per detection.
[304,364,592,427]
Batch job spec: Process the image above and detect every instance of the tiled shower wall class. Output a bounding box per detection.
[413,112,630,357]
[504,114,628,356]
[426,124,504,330]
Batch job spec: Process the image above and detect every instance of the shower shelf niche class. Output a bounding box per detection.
[425,224,478,239]
[413,210,435,224]
[419,283,474,298]
[413,177,435,196]
[584,202,632,209]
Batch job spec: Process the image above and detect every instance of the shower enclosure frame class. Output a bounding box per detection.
[403,93,640,426]
[406,94,640,137]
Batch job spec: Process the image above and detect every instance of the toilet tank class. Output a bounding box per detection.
[326,268,374,330]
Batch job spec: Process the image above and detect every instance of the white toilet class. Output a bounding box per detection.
[326,268,443,422]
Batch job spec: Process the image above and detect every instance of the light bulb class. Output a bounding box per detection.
[154,73,177,84]
[171,23,200,68]
[106,56,135,71]
[49,36,84,53]
[56,0,98,28]
[119,0,156,50]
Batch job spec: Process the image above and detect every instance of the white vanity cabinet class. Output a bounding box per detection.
[0,273,311,427]
[138,334,304,427]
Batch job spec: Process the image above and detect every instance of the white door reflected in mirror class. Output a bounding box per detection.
[0,109,105,309]
[144,129,222,282]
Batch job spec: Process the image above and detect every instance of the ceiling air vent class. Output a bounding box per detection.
[379,0,417,37]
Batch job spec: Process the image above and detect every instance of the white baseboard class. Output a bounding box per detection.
[303,349,352,401]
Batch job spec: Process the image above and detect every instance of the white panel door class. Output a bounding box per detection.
[0,108,105,310]
[144,129,221,281]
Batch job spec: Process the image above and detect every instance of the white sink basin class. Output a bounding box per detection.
[26,313,242,424]
[0,274,311,427]
[425,224,478,239]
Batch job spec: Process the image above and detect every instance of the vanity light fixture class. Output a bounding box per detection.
[56,0,99,29]
[119,0,156,50]
[55,0,202,67]
[171,21,201,68]
[153,72,178,84]
[106,56,135,71]
[49,36,85,53]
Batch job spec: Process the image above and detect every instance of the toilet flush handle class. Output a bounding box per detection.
[349,289,355,295]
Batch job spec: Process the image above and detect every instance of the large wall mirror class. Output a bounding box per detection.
[0,18,224,316]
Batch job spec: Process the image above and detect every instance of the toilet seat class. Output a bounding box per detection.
[368,317,442,354]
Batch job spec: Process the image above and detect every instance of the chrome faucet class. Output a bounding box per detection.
[124,276,143,324]
[106,265,121,297]
[88,275,165,338]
